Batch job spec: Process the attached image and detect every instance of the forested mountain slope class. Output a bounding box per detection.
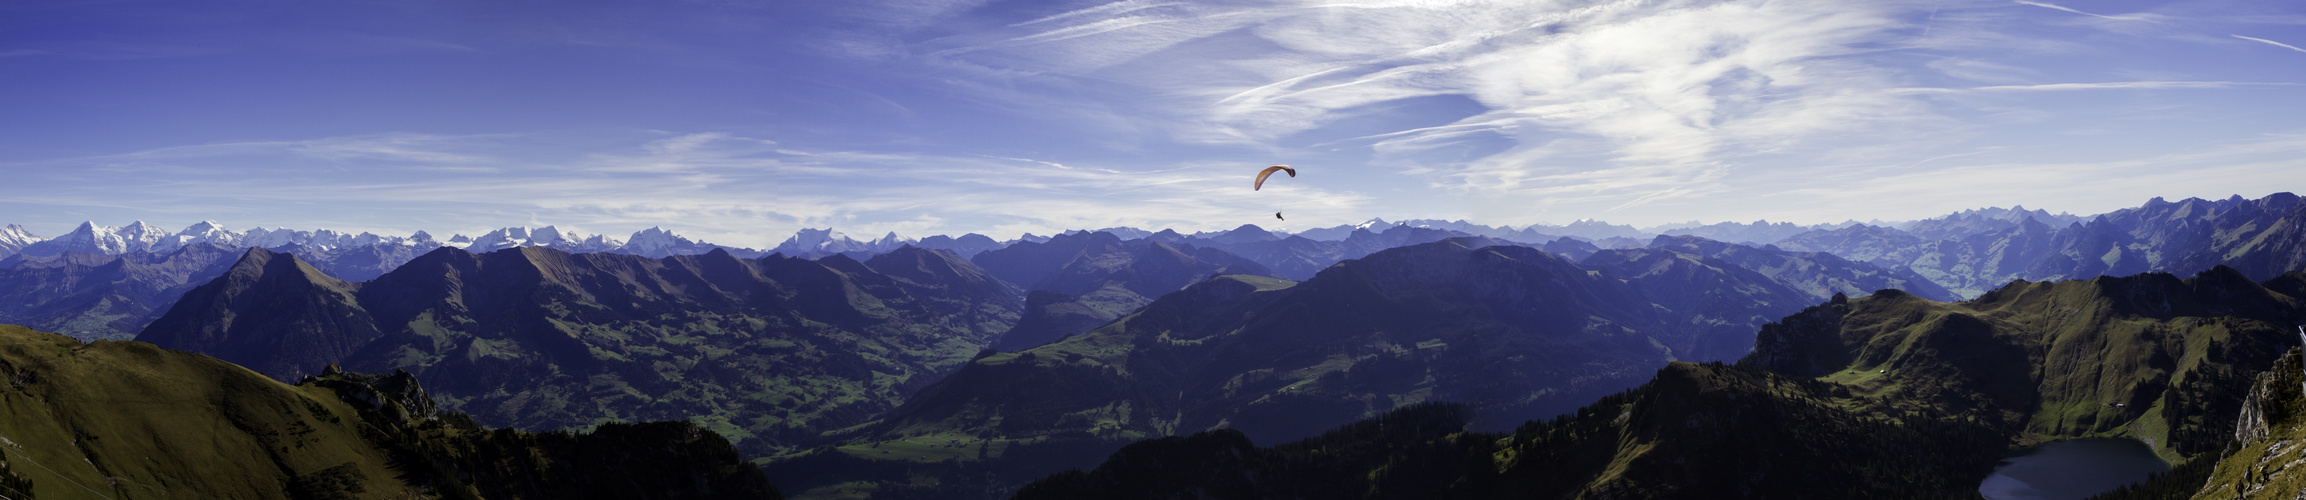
[1007,267,2306,499]
[765,238,1870,498]
[138,245,1022,456]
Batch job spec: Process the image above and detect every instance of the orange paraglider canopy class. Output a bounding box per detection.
[1253,165,1295,191]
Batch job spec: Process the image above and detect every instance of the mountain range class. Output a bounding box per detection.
[761,234,1944,496]
[1776,193,2306,297]
[968,231,1280,351]
[0,191,2300,498]
[135,245,1023,457]
[0,243,241,341]
[1010,266,2306,498]
[12,193,2297,295]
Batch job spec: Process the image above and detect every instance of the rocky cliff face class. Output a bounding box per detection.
[2185,349,2306,500]
[2233,358,2284,448]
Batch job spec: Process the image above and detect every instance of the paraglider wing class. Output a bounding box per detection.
[1253,165,1296,191]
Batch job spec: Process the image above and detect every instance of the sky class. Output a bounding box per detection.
[2,0,2302,248]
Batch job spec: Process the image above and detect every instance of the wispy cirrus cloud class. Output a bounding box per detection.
[1893,81,2300,94]
[2011,0,2161,22]
[869,0,2306,224]
[927,0,1932,212]
[2234,34,2306,54]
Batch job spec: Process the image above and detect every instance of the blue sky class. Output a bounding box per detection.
[2,0,2302,248]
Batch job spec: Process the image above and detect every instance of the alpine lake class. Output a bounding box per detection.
[1978,438,2170,500]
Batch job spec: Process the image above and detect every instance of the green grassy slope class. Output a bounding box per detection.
[1745,266,2304,461]
[0,323,781,499]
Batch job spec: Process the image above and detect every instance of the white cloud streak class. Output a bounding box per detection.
[2234,35,2306,54]
[1893,81,2300,94]
[2010,0,2158,22]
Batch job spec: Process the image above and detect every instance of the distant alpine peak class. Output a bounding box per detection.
[42,220,167,255]
[626,226,683,244]
[467,226,623,253]
[178,220,229,235]
[0,224,39,256]
[1089,226,1153,239]
[615,226,729,258]
[1928,205,2084,227]
[1,224,39,240]
[530,225,567,245]
[771,227,916,257]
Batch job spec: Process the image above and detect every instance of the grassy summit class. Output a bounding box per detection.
[0,324,781,499]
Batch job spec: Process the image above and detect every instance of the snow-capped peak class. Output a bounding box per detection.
[177,220,228,237]
[0,224,40,257]
[466,226,622,253]
[530,225,566,246]
[618,227,729,258]
[871,231,910,247]
[770,228,916,257]
[0,224,38,242]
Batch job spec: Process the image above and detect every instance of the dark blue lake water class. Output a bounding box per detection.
[1978,438,2170,500]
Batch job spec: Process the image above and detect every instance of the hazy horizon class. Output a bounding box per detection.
[9,189,2288,248]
